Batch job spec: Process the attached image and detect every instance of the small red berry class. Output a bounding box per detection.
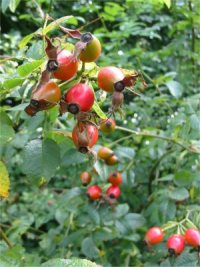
[53,50,78,81]
[64,83,94,114]
[105,155,119,166]
[80,172,92,186]
[87,185,102,200]
[97,147,114,160]
[108,172,122,186]
[100,118,116,134]
[166,234,185,255]
[106,185,120,199]
[98,66,124,93]
[185,228,200,247]
[144,227,164,245]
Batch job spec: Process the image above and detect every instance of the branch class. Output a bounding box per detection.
[114,126,200,154]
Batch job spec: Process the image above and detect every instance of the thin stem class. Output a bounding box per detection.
[115,126,200,154]
[108,134,134,148]
[188,0,196,87]
[162,223,178,232]
[0,228,13,248]
[148,148,174,195]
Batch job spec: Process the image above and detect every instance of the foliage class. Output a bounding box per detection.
[0,0,200,266]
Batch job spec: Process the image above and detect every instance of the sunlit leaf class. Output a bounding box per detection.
[0,161,10,198]
[43,16,73,35]
[17,60,44,77]
[92,101,107,119]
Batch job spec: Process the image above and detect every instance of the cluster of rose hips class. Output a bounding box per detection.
[24,22,142,155]
[80,170,122,202]
[144,226,200,256]
[97,145,119,166]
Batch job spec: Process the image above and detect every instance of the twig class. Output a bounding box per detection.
[148,148,174,195]
[0,228,13,248]
[113,126,200,154]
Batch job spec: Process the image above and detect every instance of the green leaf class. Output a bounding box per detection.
[62,148,86,166]
[42,139,60,179]
[41,259,71,267]
[41,258,98,267]
[114,204,129,218]
[162,0,171,8]
[1,0,11,13]
[92,101,107,119]
[115,146,135,159]
[3,78,24,90]
[85,204,100,225]
[169,187,189,201]
[17,60,44,77]
[43,16,73,34]
[159,199,176,222]
[22,138,60,180]
[22,139,42,178]
[81,237,99,259]
[166,81,183,98]
[19,33,34,49]
[174,250,198,266]
[9,0,20,12]
[0,124,15,144]
[174,170,194,187]
[123,213,145,230]
[190,114,200,131]
[0,111,13,126]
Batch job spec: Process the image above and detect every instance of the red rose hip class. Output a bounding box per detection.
[106,185,120,199]
[108,172,122,186]
[87,185,102,200]
[98,66,124,93]
[185,228,200,247]
[72,122,98,153]
[53,50,78,81]
[166,234,185,255]
[144,226,164,245]
[64,83,94,114]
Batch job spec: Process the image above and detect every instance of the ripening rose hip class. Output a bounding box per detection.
[108,172,122,186]
[87,185,102,200]
[53,50,78,81]
[64,83,94,114]
[32,81,61,104]
[100,118,116,134]
[80,172,92,186]
[105,154,119,165]
[25,81,61,116]
[97,147,114,160]
[185,228,200,247]
[72,122,98,154]
[144,227,164,245]
[166,234,185,255]
[98,66,124,93]
[79,33,101,62]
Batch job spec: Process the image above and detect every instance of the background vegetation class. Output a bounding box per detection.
[0,0,199,266]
